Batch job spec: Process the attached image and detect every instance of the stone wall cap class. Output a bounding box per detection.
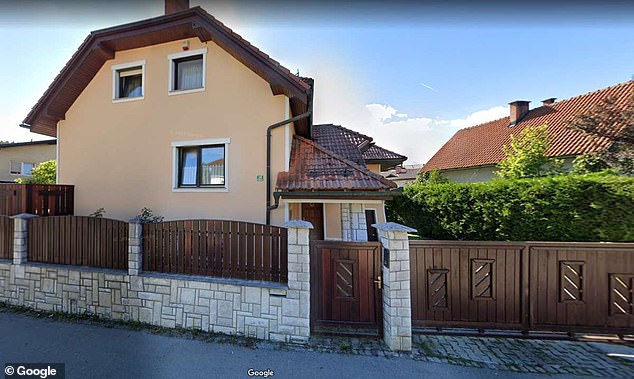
[285,220,314,229]
[371,222,417,233]
[10,213,39,219]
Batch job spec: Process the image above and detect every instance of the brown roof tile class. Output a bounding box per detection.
[423,80,634,172]
[362,144,407,161]
[312,124,372,166]
[276,136,397,191]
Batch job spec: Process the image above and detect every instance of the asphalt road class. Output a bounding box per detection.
[0,312,593,379]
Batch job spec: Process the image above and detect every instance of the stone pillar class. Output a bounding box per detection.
[284,220,312,342]
[341,203,368,242]
[373,222,416,352]
[128,221,142,276]
[11,214,38,264]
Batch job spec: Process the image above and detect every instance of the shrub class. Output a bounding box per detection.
[388,172,634,242]
[15,160,56,184]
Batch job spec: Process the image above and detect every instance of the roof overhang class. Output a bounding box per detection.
[22,7,311,137]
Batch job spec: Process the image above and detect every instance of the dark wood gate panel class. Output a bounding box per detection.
[311,241,382,335]
[529,243,634,332]
[410,240,634,334]
[410,241,525,330]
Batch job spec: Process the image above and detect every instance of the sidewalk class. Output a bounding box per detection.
[0,308,632,378]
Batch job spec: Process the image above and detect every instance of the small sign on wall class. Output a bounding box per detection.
[383,247,390,268]
[256,175,264,182]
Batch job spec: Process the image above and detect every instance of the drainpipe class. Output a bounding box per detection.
[266,110,312,225]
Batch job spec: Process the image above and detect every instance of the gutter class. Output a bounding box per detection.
[266,111,312,225]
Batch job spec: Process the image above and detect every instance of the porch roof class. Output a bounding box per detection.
[276,136,397,192]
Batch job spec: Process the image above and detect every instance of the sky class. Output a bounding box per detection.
[1,0,634,164]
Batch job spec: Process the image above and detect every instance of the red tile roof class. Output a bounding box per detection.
[312,124,407,168]
[423,80,634,172]
[276,136,397,191]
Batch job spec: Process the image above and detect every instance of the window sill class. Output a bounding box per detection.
[168,87,205,96]
[172,187,228,193]
[112,96,144,104]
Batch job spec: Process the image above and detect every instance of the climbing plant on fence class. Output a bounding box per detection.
[387,172,634,242]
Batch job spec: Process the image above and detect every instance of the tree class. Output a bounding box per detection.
[15,160,56,184]
[495,124,561,179]
[567,94,634,175]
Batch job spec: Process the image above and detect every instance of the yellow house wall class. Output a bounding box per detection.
[366,163,381,174]
[0,144,56,182]
[58,38,289,225]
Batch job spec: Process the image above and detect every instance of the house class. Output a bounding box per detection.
[0,140,56,182]
[20,1,405,242]
[422,80,634,182]
[382,164,424,187]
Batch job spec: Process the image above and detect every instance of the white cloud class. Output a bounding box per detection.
[303,64,508,165]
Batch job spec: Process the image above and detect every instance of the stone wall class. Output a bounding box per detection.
[341,203,368,242]
[0,218,312,343]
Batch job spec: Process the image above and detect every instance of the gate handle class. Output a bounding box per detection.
[374,276,382,289]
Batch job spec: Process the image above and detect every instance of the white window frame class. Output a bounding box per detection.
[111,60,146,103]
[21,162,35,176]
[168,48,207,96]
[9,160,21,175]
[171,138,230,192]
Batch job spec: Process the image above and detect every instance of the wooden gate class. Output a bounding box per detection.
[410,240,634,334]
[310,241,382,335]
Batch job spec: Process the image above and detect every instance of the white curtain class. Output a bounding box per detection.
[177,59,203,90]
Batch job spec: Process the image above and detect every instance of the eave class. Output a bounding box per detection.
[23,6,311,137]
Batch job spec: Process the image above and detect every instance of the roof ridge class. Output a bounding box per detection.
[294,135,395,187]
[457,80,634,133]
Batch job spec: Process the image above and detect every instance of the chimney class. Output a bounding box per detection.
[165,0,189,14]
[542,98,556,106]
[509,100,530,126]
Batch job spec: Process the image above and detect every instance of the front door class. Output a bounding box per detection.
[301,203,324,240]
[365,209,378,242]
[310,241,382,335]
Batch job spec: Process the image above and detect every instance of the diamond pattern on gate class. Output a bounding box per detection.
[609,274,634,316]
[471,259,494,300]
[559,261,584,303]
[427,269,449,309]
[335,259,354,298]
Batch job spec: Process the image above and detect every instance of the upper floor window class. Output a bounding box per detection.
[112,60,145,102]
[168,48,207,95]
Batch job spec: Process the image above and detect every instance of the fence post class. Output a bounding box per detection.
[373,222,416,352]
[128,221,142,276]
[285,220,313,342]
[10,213,38,265]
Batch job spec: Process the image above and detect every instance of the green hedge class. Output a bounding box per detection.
[387,173,634,242]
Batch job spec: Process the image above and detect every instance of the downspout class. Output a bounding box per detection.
[266,110,312,225]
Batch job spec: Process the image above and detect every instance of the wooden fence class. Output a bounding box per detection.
[0,184,74,216]
[142,220,288,283]
[410,240,634,334]
[28,216,128,270]
[0,216,13,259]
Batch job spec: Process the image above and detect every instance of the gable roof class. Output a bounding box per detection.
[312,123,407,169]
[22,6,311,137]
[423,80,634,172]
[276,136,397,192]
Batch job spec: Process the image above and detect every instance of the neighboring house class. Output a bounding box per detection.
[0,140,56,182]
[382,164,424,187]
[20,1,406,242]
[422,80,634,182]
